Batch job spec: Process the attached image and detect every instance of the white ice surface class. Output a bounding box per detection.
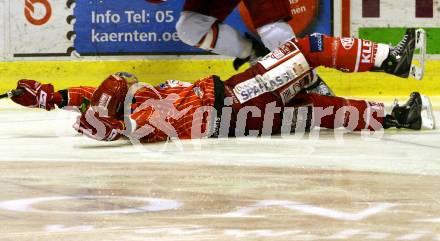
[1,99,440,176]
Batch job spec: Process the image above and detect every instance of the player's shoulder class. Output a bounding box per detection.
[162,80,193,89]
[193,75,218,86]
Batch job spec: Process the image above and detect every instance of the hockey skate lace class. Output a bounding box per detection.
[392,35,408,57]
[393,99,399,108]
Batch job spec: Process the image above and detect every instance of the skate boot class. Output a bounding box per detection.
[383,92,435,130]
[305,73,335,96]
[233,32,270,70]
[380,28,426,80]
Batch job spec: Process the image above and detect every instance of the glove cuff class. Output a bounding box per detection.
[38,84,55,111]
[53,91,63,107]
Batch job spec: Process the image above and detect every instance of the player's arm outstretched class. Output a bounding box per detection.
[10,79,96,111]
[9,74,166,142]
[9,77,125,142]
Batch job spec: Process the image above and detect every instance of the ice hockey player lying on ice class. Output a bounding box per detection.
[10,29,435,142]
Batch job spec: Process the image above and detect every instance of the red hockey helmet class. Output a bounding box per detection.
[91,74,130,119]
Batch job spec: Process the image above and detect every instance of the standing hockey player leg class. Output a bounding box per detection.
[176,0,293,67]
[175,0,335,96]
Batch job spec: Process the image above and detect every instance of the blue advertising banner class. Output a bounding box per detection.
[74,0,332,55]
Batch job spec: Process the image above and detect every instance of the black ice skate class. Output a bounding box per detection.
[383,92,435,130]
[305,74,335,96]
[233,32,270,70]
[381,28,426,80]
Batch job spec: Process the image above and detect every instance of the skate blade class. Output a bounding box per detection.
[420,94,436,130]
[410,29,426,80]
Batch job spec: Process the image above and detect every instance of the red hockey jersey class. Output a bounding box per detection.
[64,76,216,143]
